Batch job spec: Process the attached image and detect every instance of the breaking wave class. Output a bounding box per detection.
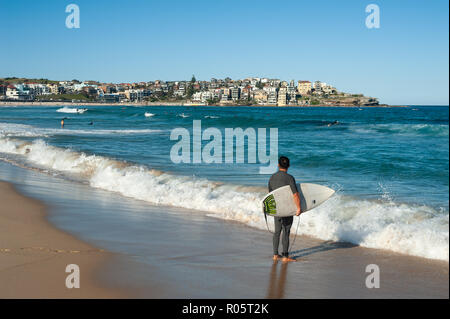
[0,122,162,137]
[350,123,448,137]
[0,136,448,261]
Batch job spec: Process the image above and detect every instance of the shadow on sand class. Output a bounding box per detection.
[290,240,357,260]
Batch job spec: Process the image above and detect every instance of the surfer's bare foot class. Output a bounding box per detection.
[282,257,296,263]
[273,254,282,261]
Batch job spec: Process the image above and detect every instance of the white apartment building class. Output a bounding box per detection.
[6,86,33,100]
[192,92,202,101]
[266,87,278,105]
[27,83,50,95]
[201,91,213,102]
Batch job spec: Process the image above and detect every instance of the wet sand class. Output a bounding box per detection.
[0,181,126,298]
[106,215,449,299]
[0,161,448,299]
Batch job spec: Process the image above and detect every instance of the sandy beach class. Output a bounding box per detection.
[0,0,448,303]
[0,181,126,298]
[0,161,448,299]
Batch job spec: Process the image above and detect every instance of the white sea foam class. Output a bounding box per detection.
[350,123,448,137]
[204,115,220,119]
[0,136,448,261]
[56,107,88,114]
[0,122,162,137]
[144,112,155,117]
[65,128,163,135]
[0,123,49,138]
[177,113,190,118]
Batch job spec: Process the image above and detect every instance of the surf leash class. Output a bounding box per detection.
[263,208,272,233]
[289,215,301,254]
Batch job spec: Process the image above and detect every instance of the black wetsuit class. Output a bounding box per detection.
[268,170,299,257]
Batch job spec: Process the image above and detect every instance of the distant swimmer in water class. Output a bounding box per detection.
[327,120,340,127]
[88,121,94,125]
[61,118,65,128]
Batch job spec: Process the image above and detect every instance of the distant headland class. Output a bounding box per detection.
[0,76,393,107]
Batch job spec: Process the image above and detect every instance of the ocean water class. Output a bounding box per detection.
[0,105,448,261]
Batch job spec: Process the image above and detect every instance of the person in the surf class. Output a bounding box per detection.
[327,120,340,127]
[61,118,65,128]
[268,156,301,262]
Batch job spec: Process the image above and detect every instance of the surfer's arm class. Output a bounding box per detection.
[293,192,301,216]
[288,176,301,215]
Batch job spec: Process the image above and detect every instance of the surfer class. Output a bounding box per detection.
[327,120,339,127]
[61,118,65,128]
[268,156,301,263]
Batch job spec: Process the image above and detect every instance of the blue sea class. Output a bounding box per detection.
[0,105,448,261]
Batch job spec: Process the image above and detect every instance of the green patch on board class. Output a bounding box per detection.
[263,194,277,215]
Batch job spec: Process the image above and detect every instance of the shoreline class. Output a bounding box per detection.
[0,161,448,298]
[0,181,129,298]
[0,101,409,108]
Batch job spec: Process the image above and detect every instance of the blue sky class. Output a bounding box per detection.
[0,0,448,105]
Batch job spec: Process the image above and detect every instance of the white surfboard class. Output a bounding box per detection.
[262,183,335,217]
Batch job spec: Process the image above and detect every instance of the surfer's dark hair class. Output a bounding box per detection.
[279,156,290,169]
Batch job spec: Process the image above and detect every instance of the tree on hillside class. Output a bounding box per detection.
[256,81,264,89]
[186,75,198,98]
[187,84,195,98]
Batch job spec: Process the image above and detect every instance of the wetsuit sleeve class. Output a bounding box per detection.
[289,175,298,194]
[268,176,273,192]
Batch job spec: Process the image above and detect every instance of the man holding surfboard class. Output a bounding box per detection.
[268,156,301,263]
